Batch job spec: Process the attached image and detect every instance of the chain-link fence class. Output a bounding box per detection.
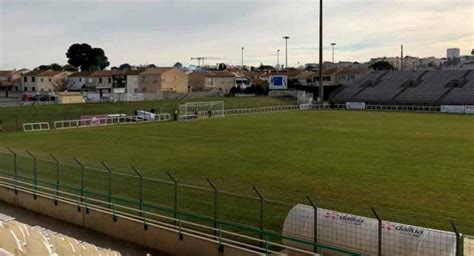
[0,148,472,255]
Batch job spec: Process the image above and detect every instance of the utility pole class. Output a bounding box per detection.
[319,0,324,102]
[283,36,290,70]
[331,43,336,63]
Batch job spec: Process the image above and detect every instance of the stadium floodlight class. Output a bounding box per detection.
[179,101,225,118]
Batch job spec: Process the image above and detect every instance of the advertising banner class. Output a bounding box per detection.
[283,204,456,255]
[346,102,366,110]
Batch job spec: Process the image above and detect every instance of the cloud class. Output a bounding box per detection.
[0,0,473,69]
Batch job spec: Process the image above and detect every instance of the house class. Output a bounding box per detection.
[21,69,45,93]
[36,70,69,93]
[294,71,316,86]
[138,68,188,93]
[312,68,342,87]
[335,68,370,85]
[21,70,68,93]
[85,70,114,96]
[0,69,28,96]
[67,71,92,91]
[125,69,145,93]
[112,70,127,92]
[188,71,235,92]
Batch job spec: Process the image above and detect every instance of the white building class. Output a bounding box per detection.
[22,70,69,93]
[447,48,460,59]
[67,71,92,91]
[125,69,145,93]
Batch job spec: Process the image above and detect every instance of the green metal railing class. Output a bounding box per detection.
[0,169,361,256]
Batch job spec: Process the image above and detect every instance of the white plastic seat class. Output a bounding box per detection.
[25,229,55,256]
[0,225,24,255]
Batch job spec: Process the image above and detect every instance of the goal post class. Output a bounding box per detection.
[179,101,225,118]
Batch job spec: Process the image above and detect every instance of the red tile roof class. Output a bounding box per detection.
[140,67,174,75]
[88,70,114,77]
[24,69,48,76]
[68,71,93,78]
[124,69,146,76]
[0,70,15,76]
[37,70,66,77]
[192,70,235,78]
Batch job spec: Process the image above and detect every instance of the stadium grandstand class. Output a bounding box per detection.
[331,70,474,105]
[0,212,120,256]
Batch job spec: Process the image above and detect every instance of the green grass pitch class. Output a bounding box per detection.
[0,109,473,235]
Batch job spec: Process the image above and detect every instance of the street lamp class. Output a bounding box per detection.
[241,47,245,70]
[283,36,290,70]
[330,43,336,63]
[277,49,280,70]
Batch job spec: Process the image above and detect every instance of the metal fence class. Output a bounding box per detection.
[0,148,472,255]
[0,102,450,133]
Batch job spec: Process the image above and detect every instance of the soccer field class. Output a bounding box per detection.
[1,110,473,235]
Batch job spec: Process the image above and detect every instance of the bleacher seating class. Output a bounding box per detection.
[331,70,474,105]
[352,71,424,102]
[441,71,474,105]
[0,213,120,256]
[394,70,467,104]
[331,71,387,103]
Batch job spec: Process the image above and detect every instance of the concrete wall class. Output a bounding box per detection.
[0,185,263,256]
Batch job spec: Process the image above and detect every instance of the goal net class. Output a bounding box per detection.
[179,101,225,118]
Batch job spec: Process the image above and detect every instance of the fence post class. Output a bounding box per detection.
[450,221,463,256]
[252,185,265,248]
[6,147,17,194]
[100,161,113,209]
[371,207,382,256]
[307,196,318,253]
[132,166,143,217]
[73,157,84,201]
[49,153,60,205]
[25,150,37,199]
[207,178,218,238]
[167,172,178,223]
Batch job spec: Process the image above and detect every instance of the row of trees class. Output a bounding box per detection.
[41,42,397,73]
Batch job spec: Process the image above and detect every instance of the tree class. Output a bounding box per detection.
[173,62,183,69]
[118,63,132,71]
[52,78,69,92]
[146,64,157,68]
[63,64,78,72]
[66,43,110,71]
[369,61,395,71]
[36,63,62,71]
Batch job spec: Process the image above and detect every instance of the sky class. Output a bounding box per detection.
[0,0,473,69]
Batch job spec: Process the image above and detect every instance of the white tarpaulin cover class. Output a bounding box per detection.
[346,102,366,110]
[441,105,465,113]
[464,105,474,114]
[282,204,457,256]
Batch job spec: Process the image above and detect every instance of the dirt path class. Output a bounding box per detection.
[0,200,162,256]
